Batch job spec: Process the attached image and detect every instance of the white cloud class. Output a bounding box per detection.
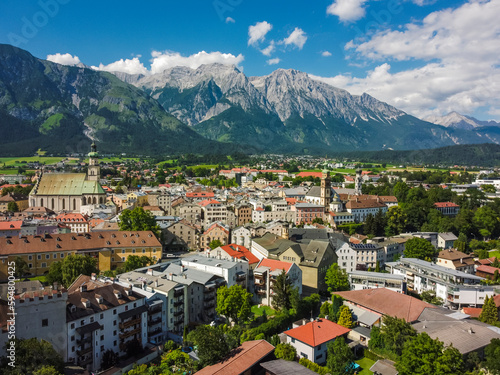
[412,0,437,5]
[267,58,281,65]
[150,51,244,73]
[260,41,275,56]
[318,0,500,120]
[225,17,235,23]
[92,51,245,76]
[327,0,368,22]
[248,21,272,46]
[321,51,332,57]
[282,27,307,50]
[46,53,81,66]
[92,57,149,75]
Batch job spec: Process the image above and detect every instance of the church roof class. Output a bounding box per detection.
[31,173,105,196]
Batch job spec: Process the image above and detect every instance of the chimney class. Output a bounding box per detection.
[169,273,173,281]
[468,327,474,334]
[91,273,96,281]
[155,279,159,287]
[147,268,153,276]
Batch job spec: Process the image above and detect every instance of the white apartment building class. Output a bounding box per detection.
[231,226,252,249]
[199,199,228,226]
[348,270,406,293]
[336,242,385,272]
[387,258,495,308]
[252,208,295,224]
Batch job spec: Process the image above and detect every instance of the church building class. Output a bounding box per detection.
[29,143,106,212]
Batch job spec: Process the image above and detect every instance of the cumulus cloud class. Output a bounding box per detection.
[327,0,368,22]
[46,53,81,66]
[225,17,235,23]
[267,58,281,65]
[314,0,500,119]
[321,51,332,57]
[92,50,245,75]
[92,57,149,75]
[150,50,244,73]
[282,27,307,50]
[260,41,275,56]
[248,21,272,46]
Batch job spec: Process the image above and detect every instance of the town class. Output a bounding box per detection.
[1,144,500,375]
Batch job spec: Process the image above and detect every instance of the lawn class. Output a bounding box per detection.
[251,305,276,317]
[16,275,48,284]
[355,357,375,375]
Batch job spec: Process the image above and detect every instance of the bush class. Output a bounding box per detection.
[299,357,329,375]
[363,348,382,362]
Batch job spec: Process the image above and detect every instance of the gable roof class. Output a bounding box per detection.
[284,318,351,347]
[195,340,274,375]
[31,173,105,196]
[219,244,259,264]
[300,240,334,268]
[334,288,436,322]
[0,220,23,231]
[257,258,293,273]
[434,202,459,208]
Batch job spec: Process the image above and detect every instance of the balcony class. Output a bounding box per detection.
[236,273,246,281]
[119,317,141,330]
[77,356,93,366]
[255,288,266,295]
[148,327,162,338]
[76,336,92,346]
[204,294,215,302]
[77,346,92,356]
[148,317,162,326]
[174,318,183,326]
[119,327,141,340]
[174,310,183,317]
[148,304,162,314]
[174,290,184,298]
[174,299,184,307]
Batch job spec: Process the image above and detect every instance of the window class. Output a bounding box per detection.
[301,352,308,359]
[142,249,146,253]
[71,335,75,341]
[28,255,32,261]
[291,338,295,343]
[71,323,75,329]
[61,253,64,258]
[41,262,47,268]
[113,320,117,326]
[122,249,125,253]
[28,263,32,268]
[46,254,50,259]
[132,249,136,253]
[100,313,104,319]
[37,255,42,260]
[100,335,104,341]
[42,319,48,327]
[113,309,117,315]
[81,320,85,325]
[114,330,117,336]
[90,317,94,323]
[122,257,125,261]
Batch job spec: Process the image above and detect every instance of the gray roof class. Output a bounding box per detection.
[162,263,221,285]
[289,228,329,242]
[305,186,322,198]
[260,359,318,375]
[182,255,242,270]
[0,280,43,298]
[348,271,405,282]
[438,232,458,241]
[300,240,334,268]
[295,202,323,208]
[370,360,398,375]
[398,258,484,281]
[116,271,179,294]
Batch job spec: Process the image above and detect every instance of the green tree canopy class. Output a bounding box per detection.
[480,295,499,325]
[60,254,98,287]
[326,336,355,375]
[7,201,19,212]
[216,285,252,324]
[123,255,154,272]
[119,207,160,237]
[396,333,463,375]
[325,263,350,292]
[274,343,297,361]
[369,316,417,357]
[485,338,500,375]
[0,338,64,375]
[187,325,230,366]
[272,269,293,311]
[403,237,436,260]
[14,256,29,278]
[209,239,223,250]
[337,306,354,329]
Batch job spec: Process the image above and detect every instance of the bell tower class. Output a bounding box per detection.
[87,142,100,181]
[320,170,331,209]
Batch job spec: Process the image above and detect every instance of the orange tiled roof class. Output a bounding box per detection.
[0,220,22,231]
[284,319,351,347]
[434,202,459,208]
[198,199,221,207]
[257,258,293,273]
[220,244,259,264]
[297,172,323,178]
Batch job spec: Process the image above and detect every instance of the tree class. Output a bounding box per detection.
[60,254,98,287]
[101,349,119,370]
[403,237,436,260]
[14,256,29,278]
[385,206,408,236]
[272,269,293,311]
[326,337,355,375]
[337,306,354,328]
[325,264,349,292]
[480,295,498,325]
[33,366,62,375]
[46,261,63,285]
[485,338,500,375]
[209,239,223,250]
[329,295,344,322]
[216,285,252,324]
[7,201,19,212]
[396,333,463,375]
[119,207,160,237]
[0,338,64,375]
[378,316,417,357]
[187,325,229,366]
[275,343,296,361]
[474,206,500,239]
[123,255,154,272]
[320,301,332,317]
[160,349,193,373]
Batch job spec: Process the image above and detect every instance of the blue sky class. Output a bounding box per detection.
[1,0,499,121]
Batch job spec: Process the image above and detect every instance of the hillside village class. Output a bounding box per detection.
[1,145,500,375]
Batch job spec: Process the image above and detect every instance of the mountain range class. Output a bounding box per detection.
[1,44,500,156]
[424,112,500,130]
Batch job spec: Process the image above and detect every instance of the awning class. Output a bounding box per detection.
[119,304,148,319]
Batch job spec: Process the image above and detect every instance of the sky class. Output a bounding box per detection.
[1,0,499,121]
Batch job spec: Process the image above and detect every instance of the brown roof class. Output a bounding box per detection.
[437,248,471,261]
[477,265,500,275]
[346,199,386,210]
[284,318,350,347]
[0,230,161,256]
[0,192,28,202]
[195,340,274,375]
[334,288,436,322]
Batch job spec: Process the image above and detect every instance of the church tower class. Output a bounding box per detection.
[320,169,331,209]
[87,142,100,181]
[354,169,363,195]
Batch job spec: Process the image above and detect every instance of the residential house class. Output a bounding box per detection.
[437,232,458,249]
[0,192,29,212]
[345,198,387,223]
[434,202,460,216]
[284,318,350,364]
[0,220,23,237]
[235,204,253,226]
[177,203,203,224]
[254,258,302,305]
[348,271,406,293]
[162,219,200,251]
[200,222,230,249]
[336,242,384,272]
[55,213,90,233]
[208,244,260,269]
[436,248,475,273]
[199,199,227,226]
[231,225,252,249]
[476,265,500,280]
[291,203,324,225]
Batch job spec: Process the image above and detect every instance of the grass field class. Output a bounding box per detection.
[251,305,276,317]
[0,156,65,166]
[355,357,375,375]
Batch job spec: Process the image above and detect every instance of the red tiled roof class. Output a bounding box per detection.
[477,265,500,275]
[186,191,215,198]
[195,340,274,375]
[260,169,287,174]
[334,288,436,322]
[285,198,297,205]
[477,257,497,265]
[198,199,221,207]
[462,307,482,318]
[220,244,259,264]
[434,202,459,208]
[0,220,22,231]
[285,319,351,347]
[494,294,500,308]
[55,213,88,222]
[257,258,293,273]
